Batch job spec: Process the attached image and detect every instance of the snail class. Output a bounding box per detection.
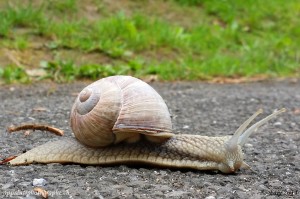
[8,75,285,173]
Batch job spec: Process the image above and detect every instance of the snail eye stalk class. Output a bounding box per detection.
[225,108,286,151]
[238,108,286,146]
[225,109,263,152]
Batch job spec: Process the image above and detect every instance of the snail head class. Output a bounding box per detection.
[220,108,286,173]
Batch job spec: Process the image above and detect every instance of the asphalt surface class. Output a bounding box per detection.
[0,79,299,199]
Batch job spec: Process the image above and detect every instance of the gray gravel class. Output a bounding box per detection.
[0,80,299,199]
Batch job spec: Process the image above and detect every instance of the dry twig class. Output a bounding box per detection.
[7,124,64,136]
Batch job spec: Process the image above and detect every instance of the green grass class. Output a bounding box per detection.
[39,59,132,83]
[0,3,45,36]
[0,65,29,84]
[0,0,299,83]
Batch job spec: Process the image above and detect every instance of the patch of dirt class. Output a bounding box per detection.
[56,49,113,66]
[96,0,206,28]
[0,46,116,70]
[0,48,53,69]
[140,47,183,63]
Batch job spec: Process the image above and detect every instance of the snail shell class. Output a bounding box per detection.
[70,76,173,148]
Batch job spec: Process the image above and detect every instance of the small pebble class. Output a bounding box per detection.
[8,170,15,176]
[183,125,189,129]
[274,122,282,127]
[205,196,216,199]
[244,143,253,148]
[166,190,188,197]
[32,178,47,186]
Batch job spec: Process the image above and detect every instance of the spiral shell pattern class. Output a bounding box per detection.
[70,76,173,148]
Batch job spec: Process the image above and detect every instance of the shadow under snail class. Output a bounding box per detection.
[8,75,285,173]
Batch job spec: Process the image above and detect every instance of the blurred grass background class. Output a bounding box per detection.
[0,0,299,83]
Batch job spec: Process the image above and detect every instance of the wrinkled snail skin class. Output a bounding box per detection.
[9,135,242,173]
[8,75,286,174]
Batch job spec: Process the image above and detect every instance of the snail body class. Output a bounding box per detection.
[8,76,285,173]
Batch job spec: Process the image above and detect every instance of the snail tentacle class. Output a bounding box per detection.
[225,109,263,152]
[238,108,286,146]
